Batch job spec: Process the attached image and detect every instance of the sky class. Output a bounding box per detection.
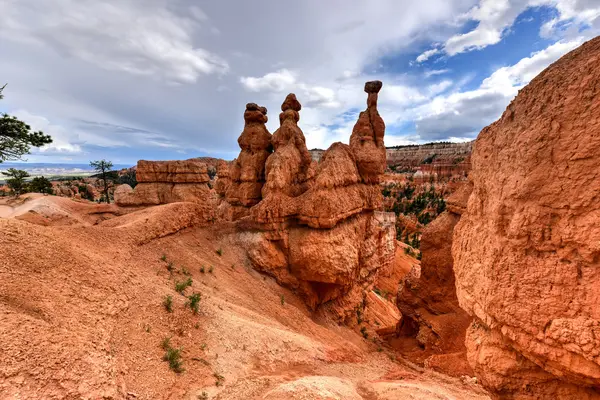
[1,0,599,165]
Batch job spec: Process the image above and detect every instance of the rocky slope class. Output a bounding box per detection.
[0,195,490,399]
[453,36,600,398]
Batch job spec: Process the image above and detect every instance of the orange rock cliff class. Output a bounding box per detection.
[453,36,600,398]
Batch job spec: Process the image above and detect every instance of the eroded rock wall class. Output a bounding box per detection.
[453,37,600,399]
[395,182,473,373]
[114,160,211,206]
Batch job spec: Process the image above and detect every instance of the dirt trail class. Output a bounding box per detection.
[0,196,489,399]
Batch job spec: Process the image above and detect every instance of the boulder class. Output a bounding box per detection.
[453,37,600,398]
[114,159,211,206]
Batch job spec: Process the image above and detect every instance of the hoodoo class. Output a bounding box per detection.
[224,103,272,219]
[229,82,397,320]
[453,37,600,398]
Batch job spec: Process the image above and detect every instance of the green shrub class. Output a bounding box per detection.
[216,248,223,256]
[280,294,285,306]
[161,254,167,262]
[163,295,173,313]
[200,266,205,274]
[167,262,174,273]
[163,346,184,373]
[175,278,193,294]
[187,293,201,314]
[208,266,214,274]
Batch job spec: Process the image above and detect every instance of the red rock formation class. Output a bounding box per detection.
[251,94,316,225]
[114,160,211,206]
[214,159,230,197]
[225,103,272,216]
[453,37,600,398]
[297,142,380,229]
[350,81,386,184]
[395,182,473,375]
[239,82,398,321]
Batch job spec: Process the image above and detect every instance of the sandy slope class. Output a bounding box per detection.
[0,196,489,399]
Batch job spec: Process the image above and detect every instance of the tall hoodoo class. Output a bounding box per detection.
[350,80,386,184]
[453,36,600,398]
[225,103,272,217]
[262,93,313,199]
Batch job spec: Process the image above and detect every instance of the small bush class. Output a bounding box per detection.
[175,277,193,294]
[163,346,184,373]
[181,267,191,276]
[214,372,225,386]
[198,392,209,400]
[280,294,285,306]
[360,326,368,339]
[208,266,214,274]
[161,337,171,350]
[200,266,205,274]
[163,295,173,313]
[216,248,223,256]
[161,254,167,262]
[187,293,201,314]
[167,262,174,273]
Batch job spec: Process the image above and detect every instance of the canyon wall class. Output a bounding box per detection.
[385,142,472,167]
[396,182,472,366]
[453,37,600,398]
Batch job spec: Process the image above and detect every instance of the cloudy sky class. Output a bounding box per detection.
[1,0,599,165]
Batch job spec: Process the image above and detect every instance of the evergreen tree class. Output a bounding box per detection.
[0,84,53,162]
[90,160,113,203]
[29,176,53,194]
[2,168,29,196]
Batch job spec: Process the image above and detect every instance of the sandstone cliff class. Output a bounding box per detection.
[453,36,600,399]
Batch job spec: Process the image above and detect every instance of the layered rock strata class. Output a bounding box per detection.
[453,37,600,398]
[114,160,210,206]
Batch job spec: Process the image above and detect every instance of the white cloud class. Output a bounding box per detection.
[481,38,583,88]
[240,69,341,108]
[0,0,228,84]
[416,48,441,63]
[240,69,297,92]
[416,0,600,61]
[412,38,584,140]
[424,69,451,77]
[10,110,83,156]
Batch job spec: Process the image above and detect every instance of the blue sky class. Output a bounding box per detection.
[1,0,599,166]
